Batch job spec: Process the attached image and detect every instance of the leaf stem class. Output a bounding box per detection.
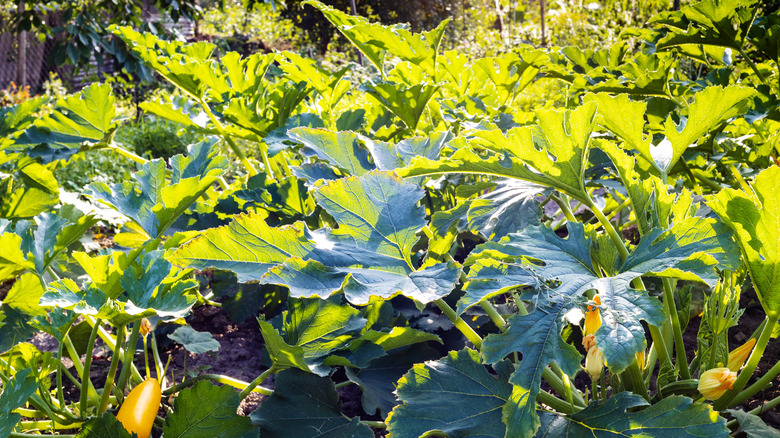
[480,301,506,329]
[714,316,778,410]
[361,420,387,429]
[199,99,258,177]
[552,193,577,223]
[434,299,482,349]
[537,390,578,414]
[163,373,274,396]
[98,325,126,415]
[239,367,278,400]
[115,321,142,401]
[729,355,780,407]
[663,278,691,380]
[150,332,165,388]
[79,318,102,417]
[737,47,768,85]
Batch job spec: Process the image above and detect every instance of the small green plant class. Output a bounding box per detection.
[117,117,203,159]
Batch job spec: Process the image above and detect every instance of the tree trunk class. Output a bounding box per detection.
[540,0,546,47]
[673,0,680,10]
[16,0,27,86]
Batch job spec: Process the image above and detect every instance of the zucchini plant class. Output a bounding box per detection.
[1,0,779,437]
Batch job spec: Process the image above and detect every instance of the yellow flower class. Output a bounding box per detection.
[584,295,602,336]
[585,346,605,380]
[140,318,152,336]
[698,367,737,400]
[727,338,756,372]
[582,334,597,352]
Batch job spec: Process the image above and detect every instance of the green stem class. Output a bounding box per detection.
[116,322,142,401]
[537,390,578,414]
[163,373,273,396]
[10,434,74,438]
[480,301,506,329]
[434,299,482,349]
[98,325,126,415]
[199,99,258,176]
[585,194,628,260]
[713,316,778,410]
[361,420,387,429]
[737,47,768,85]
[663,278,691,380]
[79,318,102,417]
[85,316,144,386]
[19,419,82,431]
[239,367,278,400]
[150,332,165,388]
[624,361,651,401]
[107,142,149,166]
[727,355,780,407]
[334,381,354,389]
[553,193,577,223]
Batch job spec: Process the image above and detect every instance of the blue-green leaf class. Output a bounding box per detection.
[250,368,373,438]
[387,349,512,438]
[535,393,728,437]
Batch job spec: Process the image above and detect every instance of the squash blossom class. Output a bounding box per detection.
[140,318,152,336]
[582,334,596,352]
[727,338,756,372]
[584,295,602,336]
[585,346,605,380]
[698,367,737,400]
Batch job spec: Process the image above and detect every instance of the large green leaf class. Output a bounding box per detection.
[0,156,60,219]
[727,409,780,438]
[707,165,780,318]
[360,82,438,131]
[399,103,597,202]
[469,218,735,372]
[346,344,441,419]
[303,0,448,79]
[0,233,33,282]
[89,138,227,240]
[169,213,314,283]
[482,300,581,438]
[13,83,117,163]
[535,393,728,437]
[0,369,38,437]
[387,349,512,438]
[288,128,374,176]
[536,392,729,438]
[75,413,132,438]
[264,171,461,304]
[250,368,373,438]
[163,381,257,438]
[280,296,366,374]
[174,171,460,305]
[42,252,197,326]
[651,0,756,52]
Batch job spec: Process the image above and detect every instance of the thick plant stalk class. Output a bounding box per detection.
[239,367,278,400]
[164,374,273,396]
[98,325,126,415]
[79,318,103,416]
[728,356,780,407]
[713,317,778,410]
[662,278,691,380]
[116,322,142,401]
[434,299,483,349]
[199,99,259,177]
